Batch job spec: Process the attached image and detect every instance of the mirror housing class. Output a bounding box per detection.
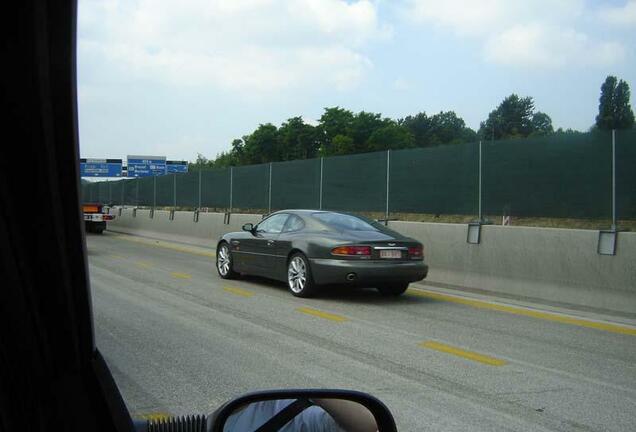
[242,223,254,232]
[209,389,397,432]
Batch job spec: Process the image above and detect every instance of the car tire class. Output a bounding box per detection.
[377,283,409,296]
[216,242,238,279]
[287,253,316,298]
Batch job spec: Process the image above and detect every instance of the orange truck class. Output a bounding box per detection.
[82,203,114,234]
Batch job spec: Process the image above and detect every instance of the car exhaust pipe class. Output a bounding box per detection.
[346,272,357,281]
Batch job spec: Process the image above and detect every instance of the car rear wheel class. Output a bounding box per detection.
[377,283,409,296]
[217,242,238,279]
[287,253,316,298]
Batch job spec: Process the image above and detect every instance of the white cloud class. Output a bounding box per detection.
[78,0,386,94]
[405,0,623,68]
[406,0,584,34]
[484,23,625,68]
[599,0,636,26]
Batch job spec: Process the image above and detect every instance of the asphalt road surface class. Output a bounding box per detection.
[88,231,636,431]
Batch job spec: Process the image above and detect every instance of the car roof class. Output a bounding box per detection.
[271,209,356,219]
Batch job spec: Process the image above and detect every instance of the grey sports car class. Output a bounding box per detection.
[216,210,428,297]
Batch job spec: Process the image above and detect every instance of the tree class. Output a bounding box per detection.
[277,117,319,161]
[242,123,279,164]
[399,112,430,147]
[329,134,355,155]
[596,76,635,130]
[188,153,214,170]
[596,76,617,130]
[426,111,477,145]
[317,107,354,155]
[348,111,391,152]
[615,80,635,129]
[400,111,477,147]
[212,151,236,167]
[366,123,415,151]
[530,112,554,136]
[479,94,552,140]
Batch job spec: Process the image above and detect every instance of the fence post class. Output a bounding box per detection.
[268,162,273,214]
[612,129,616,230]
[198,169,202,209]
[385,150,390,225]
[478,140,483,222]
[229,167,233,212]
[319,157,324,210]
[173,174,177,208]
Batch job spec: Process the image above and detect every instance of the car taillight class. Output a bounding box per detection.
[331,246,371,256]
[408,245,423,258]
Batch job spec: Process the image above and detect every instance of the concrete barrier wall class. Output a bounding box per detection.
[107,208,262,248]
[106,209,636,314]
[388,221,636,314]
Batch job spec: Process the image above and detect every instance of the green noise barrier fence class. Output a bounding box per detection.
[82,129,636,220]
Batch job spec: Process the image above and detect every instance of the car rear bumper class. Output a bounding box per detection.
[309,258,428,286]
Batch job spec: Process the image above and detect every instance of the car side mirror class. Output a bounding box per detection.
[242,223,254,232]
[208,389,396,432]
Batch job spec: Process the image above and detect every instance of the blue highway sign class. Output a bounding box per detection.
[127,155,166,177]
[167,161,188,173]
[79,159,122,177]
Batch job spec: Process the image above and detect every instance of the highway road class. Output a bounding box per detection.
[88,231,636,431]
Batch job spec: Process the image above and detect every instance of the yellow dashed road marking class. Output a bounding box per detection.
[408,288,636,336]
[223,286,254,297]
[296,307,348,322]
[136,260,153,269]
[170,272,192,279]
[420,341,507,366]
[112,233,216,258]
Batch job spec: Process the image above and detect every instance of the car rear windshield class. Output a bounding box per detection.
[312,212,379,231]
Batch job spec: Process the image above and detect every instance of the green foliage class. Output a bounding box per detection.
[188,153,214,170]
[367,123,415,151]
[317,107,354,155]
[530,112,554,136]
[329,134,355,155]
[400,111,477,147]
[479,94,553,140]
[242,123,279,164]
[596,76,635,130]
[278,117,319,161]
[348,111,392,152]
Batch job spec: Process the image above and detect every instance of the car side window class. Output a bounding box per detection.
[282,215,305,233]
[256,214,289,234]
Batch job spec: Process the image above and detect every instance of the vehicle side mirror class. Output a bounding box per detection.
[242,223,254,232]
[209,389,396,432]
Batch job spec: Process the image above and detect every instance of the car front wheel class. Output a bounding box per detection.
[217,242,238,279]
[287,253,316,298]
[377,283,409,296]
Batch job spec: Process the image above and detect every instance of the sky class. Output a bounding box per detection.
[77,0,636,162]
